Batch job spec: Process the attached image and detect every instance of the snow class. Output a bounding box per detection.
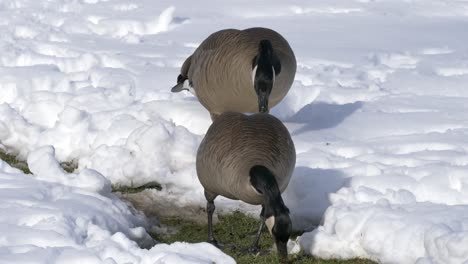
[1,0,468,263]
[0,147,234,263]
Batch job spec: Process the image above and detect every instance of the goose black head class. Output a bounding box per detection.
[250,165,291,262]
[265,207,292,262]
[252,40,281,113]
[171,74,194,94]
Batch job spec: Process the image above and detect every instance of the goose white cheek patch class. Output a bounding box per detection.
[250,185,262,195]
[183,79,196,95]
[251,65,258,85]
[272,66,275,82]
[251,66,276,86]
[265,216,275,235]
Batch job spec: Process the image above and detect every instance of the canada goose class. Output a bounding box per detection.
[196,112,296,262]
[172,27,296,120]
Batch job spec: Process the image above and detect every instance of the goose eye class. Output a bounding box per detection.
[177,74,185,83]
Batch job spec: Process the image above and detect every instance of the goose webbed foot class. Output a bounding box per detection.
[240,245,260,255]
[247,246,260,254]
[239,246,271,256]
[208,238,223,249]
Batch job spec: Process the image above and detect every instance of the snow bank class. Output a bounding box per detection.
[0,147,234,264]
[1,0,468,263]
[300,192,468,264]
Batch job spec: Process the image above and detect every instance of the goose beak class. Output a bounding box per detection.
[171,83,188,93]
[172,74,192,93]
[276,240,288,263]
[258,91,269,113]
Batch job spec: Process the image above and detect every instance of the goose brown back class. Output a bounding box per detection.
[196,112,296,205]
[173,27,296,120]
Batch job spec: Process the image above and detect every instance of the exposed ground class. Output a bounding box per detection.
[0,149,375,263]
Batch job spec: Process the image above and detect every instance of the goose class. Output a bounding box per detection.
[172,27,296,121]
[196,112,296,262]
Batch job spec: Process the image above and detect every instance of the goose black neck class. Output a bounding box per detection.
[250,165,291,261]
[253,40,277,113]
[249,165,289,216]
[255,40,275,82]
[254,39,281,76]
[258,40,274,63]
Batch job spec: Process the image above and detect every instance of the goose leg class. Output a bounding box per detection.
[205,191,219,247]
[207,200,217,244]
[248,206,265,253]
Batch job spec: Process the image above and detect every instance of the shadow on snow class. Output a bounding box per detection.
[284,166,349,231]
[288,101,363,135]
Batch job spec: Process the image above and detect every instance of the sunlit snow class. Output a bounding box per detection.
[1,0,468,263]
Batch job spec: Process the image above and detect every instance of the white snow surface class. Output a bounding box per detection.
[1,0,468,263]
[0,147,234,264]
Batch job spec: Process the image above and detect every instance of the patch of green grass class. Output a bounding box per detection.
[155,211,375,264]
[0,149,78,174]
[60,160,78,173]
[0,149,31,174]
[1,149,373,263]
[0,148,161,194]
[112,181,162,193]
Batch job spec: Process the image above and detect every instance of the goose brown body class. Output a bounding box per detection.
[196,112,296,205]
[180,27,296,116]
